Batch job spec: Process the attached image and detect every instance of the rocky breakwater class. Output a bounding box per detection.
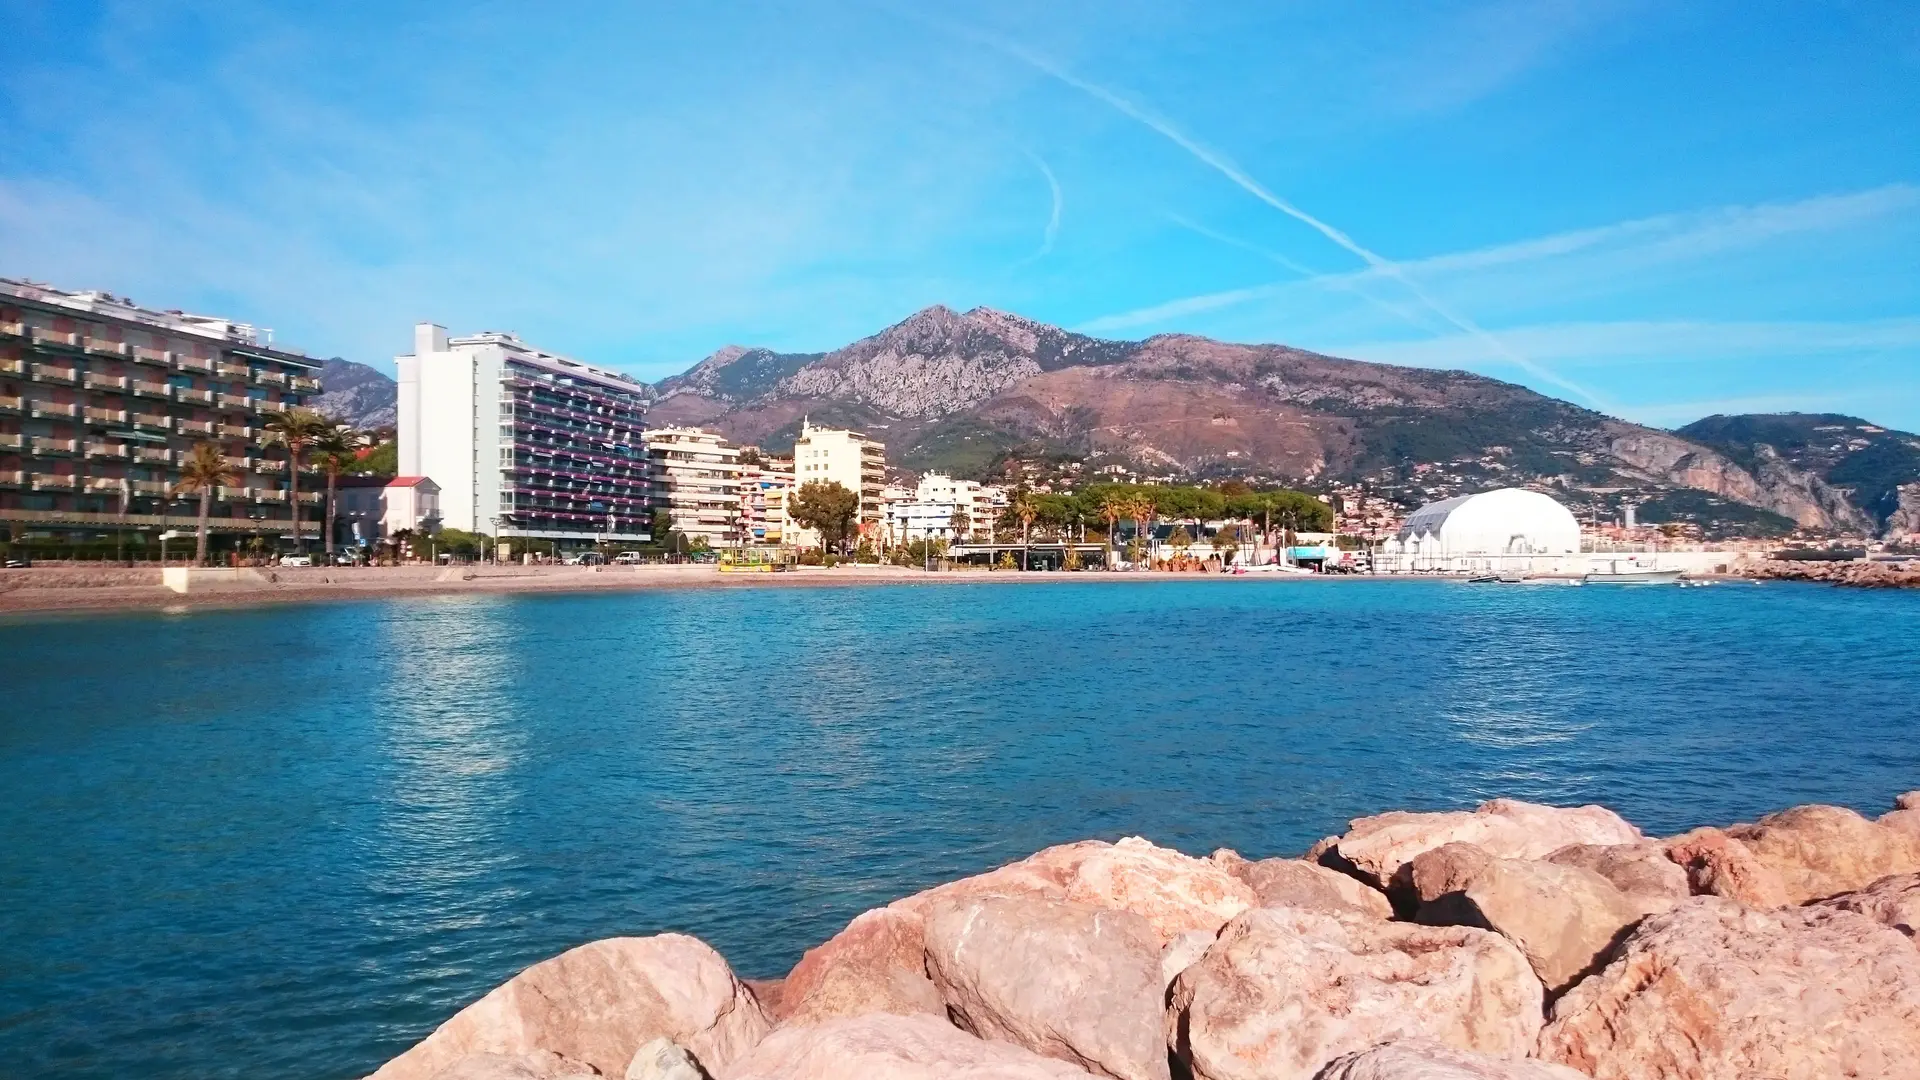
[1741,558,1920,588]
[366,794,1920,1080]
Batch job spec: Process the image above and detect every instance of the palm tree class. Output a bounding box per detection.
[1127,496,1158,570]
[1097,492,1126,571]
[1011,488,1040,571]
[947,506,971,545]
[309,424,358,562]
[262,407,330,554]
[171,441,238,566]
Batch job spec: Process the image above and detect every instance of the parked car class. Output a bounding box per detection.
[280,555,313,567]
[613,551,642,565]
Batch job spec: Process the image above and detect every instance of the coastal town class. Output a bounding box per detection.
[5,276,1915,601]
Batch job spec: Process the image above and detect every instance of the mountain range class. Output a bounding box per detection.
[312,306,1920,538]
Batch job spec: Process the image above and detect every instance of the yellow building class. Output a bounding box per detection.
[788,419,884,548]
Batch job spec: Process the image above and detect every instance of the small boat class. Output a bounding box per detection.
[1582,568,1685,585]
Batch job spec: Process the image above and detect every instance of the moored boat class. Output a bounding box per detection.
[1582,568,1685,585]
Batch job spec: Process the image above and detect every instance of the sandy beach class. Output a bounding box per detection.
[0,562,1343,616]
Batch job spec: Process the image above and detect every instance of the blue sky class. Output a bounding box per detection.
[3,1,1917,429]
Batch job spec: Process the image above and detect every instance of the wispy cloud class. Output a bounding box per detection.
[1333,316,1920,368]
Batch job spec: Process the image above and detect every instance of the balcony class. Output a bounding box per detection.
[85,373,130,392]
[217,484,251,502]
[174,387,213,405]
[134,480,168,495]
[131,412,169,428]
[132,347,170,367]
[0,320,25,339]
[86,407,129,425]
[215,363,251,379]
[29,328,81,350]
[85,442,130,459]
[135,447,173,464]
[32,437,80,455]
[83,337,132,358]
[0,470,24,487]
[174,356,214,375]
[0,395,21,413]
[31,364,80,384]
[219,423,253,439]
[86,477,127,494]
[295,491,322,504]
[0,358,23,376]
[177,420,215,436]
[0,433,21,449]
[131,381,170,399]
[217,394,255,411]
[31,474,78,491]
[256,489,288,502]
[289,375,321,393]
[30,401,81,420]
[255,370,288,387]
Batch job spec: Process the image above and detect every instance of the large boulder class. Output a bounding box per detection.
[775,908,942,1026]
[1313,1040,1590,1080]
[1661,827,1792,909]
[1722,804,1920,903]
[625,1038,705,1080]
[426,1052,601,1080]
[1167,907,1544,1080]
[1542,842,1689,916]
[368,936,769,1080]
[1322,800,1641,900]
[1408,843,1644,995]
[923,895,1168,1080]
[723,1012,1101,1079]
[1814,872,1920,941]
[1210,850,1392,919]
[779,837,1253,1026]
[1539,897,1920,1079]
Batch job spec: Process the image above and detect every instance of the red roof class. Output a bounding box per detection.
[386,476,433,487]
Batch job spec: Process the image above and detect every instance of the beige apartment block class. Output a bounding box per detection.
[644,426,743,548]
[789,420,884,548]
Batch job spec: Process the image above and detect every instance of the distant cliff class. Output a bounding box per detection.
[313,357,397,430]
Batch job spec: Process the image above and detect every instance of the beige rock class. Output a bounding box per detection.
[1542,842,1689,915]
[904,838,1254,945]
[1167,907,1544,1080]
[1210,849,1392,918]
[428,1052,601,1080]
[1159,930,1216,990]
[776,908,943,1026]
[1540,897,1920,1080]
[1814,872,1920,940]
[625,1038,705,1080]
[1408,843,1644,995]
[923,895,1167,1080]
[1314,1040,1590,1080]
[1722,803,1920,904]
[1325,800,1642,898]
[1897,791,1920,811]
[368,936,769,1080]
[778,837,1248,1027]
[1661,827,1791,908]
[1882,807,1920,840]
[723,1012,1101,1079]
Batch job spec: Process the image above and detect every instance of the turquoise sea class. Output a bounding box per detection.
[2,579,1917,1079]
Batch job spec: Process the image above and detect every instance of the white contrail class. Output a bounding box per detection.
[988,37,1609,409]
[1027,153,1062,260]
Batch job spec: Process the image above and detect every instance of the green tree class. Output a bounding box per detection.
[1170,525,1194,557]
[170,441,238,566]
[1011,487,1040,570]
[262,407,331,554]
[1211,523,1241,563]
[948,505,972,543]
[789,480,860,554]
[346,440,397,476]
[309,425,358,561]
[1097,489,1127,571]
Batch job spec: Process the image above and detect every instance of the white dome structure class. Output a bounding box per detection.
[1384,488,1581,572]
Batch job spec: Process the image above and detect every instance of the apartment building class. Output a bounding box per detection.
[397,323,652,549]
[644,427,742,548]
[882,473,996,544]
[755,456,794,545]
[0,278,324,551]
[789,420,884,548]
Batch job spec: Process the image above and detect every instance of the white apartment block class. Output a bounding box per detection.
[397,323,653,545]
[789,420,884,547]
[644,427,742,548]
[915,472,993,539]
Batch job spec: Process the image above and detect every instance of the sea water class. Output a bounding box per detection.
[2,579,1916,1078]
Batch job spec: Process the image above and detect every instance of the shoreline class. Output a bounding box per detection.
[0,563,1387,617]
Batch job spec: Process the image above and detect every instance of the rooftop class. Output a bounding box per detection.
[0,276,303,354]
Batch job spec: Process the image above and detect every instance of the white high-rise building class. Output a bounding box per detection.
[789,419,885,548]
[397,323,653,547]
